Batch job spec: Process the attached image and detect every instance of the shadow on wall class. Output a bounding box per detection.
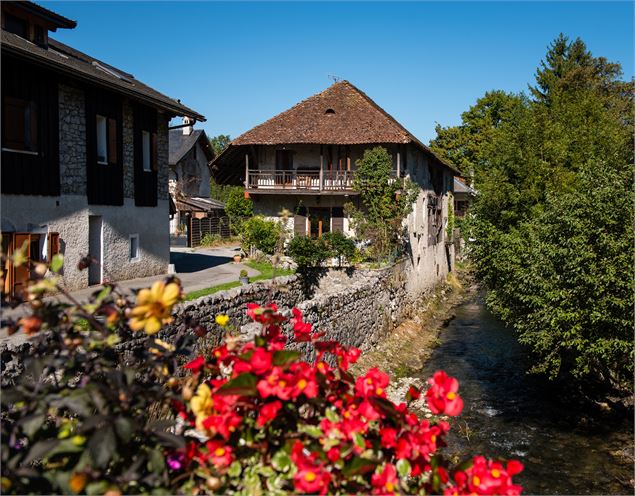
[169,251,232,273]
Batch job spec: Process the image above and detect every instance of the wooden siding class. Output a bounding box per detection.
[85,87,124,205]
[1,57,59,196]
[133,103,158,207]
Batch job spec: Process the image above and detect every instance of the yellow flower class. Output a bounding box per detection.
[190,383,215,431]
[128,281,181,335]
[215,314,229,327]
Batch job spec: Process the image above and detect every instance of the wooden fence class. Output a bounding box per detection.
[188,216,232,247]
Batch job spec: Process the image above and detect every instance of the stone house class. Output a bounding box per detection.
[168,121,220,238]
[212,81,457,291]
[453,177,476,219]
[1,1,205,296]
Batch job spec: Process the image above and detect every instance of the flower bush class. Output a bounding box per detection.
[1,252,523,495]
[167,304,524,495]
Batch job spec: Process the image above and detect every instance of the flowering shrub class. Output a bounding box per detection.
[1,251,523,495]
[167,304,524,495]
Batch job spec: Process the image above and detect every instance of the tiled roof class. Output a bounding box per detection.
[174,196,225,212]
[228,80,457,173]
[169,129,213,165]
[454,177,476,195]
[1,31,205,121]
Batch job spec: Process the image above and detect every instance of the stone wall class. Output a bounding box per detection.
[59,84,87,196]
[166,261,417,358]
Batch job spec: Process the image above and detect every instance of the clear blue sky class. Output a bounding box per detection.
[43,1,633,143]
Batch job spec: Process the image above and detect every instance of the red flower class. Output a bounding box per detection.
[355,368,390,398]
[326,446,341,463]
[257,366,293,400]
[202,411,242,440]
[294,466,331,495]
[425,371,464,416]
[246,303,285,325]
[371,463,398,494]
[250,347,273,375]
[184,355,206,372]
[453,456,524,495]
[380,427,397,448]
[290,363,318,399]
[256,400,282,427]
[204,440,233,468]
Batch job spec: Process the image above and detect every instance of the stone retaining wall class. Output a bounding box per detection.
[167,260,417,357]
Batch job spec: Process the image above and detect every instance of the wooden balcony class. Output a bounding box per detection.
[245,169,401,194]
[246,169,356,194]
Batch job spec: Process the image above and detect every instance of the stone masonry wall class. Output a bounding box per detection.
[165,261,416,358]
[59,84,87,195]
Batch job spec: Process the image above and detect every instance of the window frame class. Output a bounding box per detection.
[96,114,108,164]
[129,234,140,262]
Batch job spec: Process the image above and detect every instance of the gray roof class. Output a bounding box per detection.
[454,177,477,195]
[174,196,225,212]
[169,129,213,165]
[1,31,205,121]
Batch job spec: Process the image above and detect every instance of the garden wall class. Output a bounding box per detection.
[166,260,418,357]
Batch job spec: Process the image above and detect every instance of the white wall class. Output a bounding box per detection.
[1,194,169,290]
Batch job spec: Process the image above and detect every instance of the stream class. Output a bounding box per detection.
[420,291,634,495]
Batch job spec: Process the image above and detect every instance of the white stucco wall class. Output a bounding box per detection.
[1,195,169,290]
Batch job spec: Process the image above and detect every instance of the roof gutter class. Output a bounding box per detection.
[168,121,197,130]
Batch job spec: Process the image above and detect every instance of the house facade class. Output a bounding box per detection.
[168,121,222,241]
[453,177,476,219]
[213,81,457,291]
[1,1,204,296]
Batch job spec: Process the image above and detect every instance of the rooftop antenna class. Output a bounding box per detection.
[328,74,342,83]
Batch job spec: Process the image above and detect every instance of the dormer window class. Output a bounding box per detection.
[325,108,336,114]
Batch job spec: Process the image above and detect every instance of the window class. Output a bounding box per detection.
[129,234,140,261]
[96,115,108,163]
[142,131,151,171]
[2,96,38,153]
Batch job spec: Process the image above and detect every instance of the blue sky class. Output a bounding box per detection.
[43,1,633,143]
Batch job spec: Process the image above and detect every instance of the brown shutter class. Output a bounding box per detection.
[151,132,158,171]
[48,232,60,256]
[4,97,26,149]
[108,118,117,164]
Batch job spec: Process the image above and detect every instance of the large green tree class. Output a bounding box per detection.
[438,35,634,394]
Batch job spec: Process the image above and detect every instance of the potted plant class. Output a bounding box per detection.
[233,253,242,263]
[239,269,249,285]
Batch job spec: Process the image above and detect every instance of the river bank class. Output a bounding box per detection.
[355,267,634,494]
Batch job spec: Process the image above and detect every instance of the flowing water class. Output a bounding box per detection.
[420,292,634,495]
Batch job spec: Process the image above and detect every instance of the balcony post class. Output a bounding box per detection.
[319,146,324,191]
[396,151,401,178]
[245,153,249,188]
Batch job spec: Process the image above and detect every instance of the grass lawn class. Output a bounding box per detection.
[183,260,295,301]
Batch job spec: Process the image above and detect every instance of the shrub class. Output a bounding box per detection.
[200,233,221,246]
[239,269,248,278]
[241,216,283,255]
[286,236,331,269]
[224,187,253,234]
[323,232,356,266]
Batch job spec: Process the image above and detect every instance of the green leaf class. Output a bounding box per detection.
[396,458,411,478]
[114,417,133,443]
[271,450,291,472]
[352,432,365,450]
[86,481,110,495]
[342,457,376,477]
[325,408,339,423]
[94,286,112,304]
[272,350,301,366]
[24,439,59,464]
[216,373,257,396]
[19,414,45,438]
[50,254,64,273]
[228,460,242,478]
[298,424,322,439]
[148,448,164,474]
[88,426,116,468]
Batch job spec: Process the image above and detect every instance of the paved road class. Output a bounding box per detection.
[0,245,259,345]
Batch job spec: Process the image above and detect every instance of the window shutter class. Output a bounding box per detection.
[28,101,38,150]
[48,232,60,256]
[151,132,158,171]
[108,118,117,165]
[3,97,26,150]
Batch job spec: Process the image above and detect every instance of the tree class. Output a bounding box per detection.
[440,35,634,395]
[209,134,231,157]
[346,146,418,261]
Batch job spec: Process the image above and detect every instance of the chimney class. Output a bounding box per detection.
[182,116,193,136]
